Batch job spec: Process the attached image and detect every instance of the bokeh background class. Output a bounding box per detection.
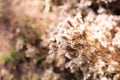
[0,0,57,79]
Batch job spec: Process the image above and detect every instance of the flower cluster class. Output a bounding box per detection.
[48,12,120,79]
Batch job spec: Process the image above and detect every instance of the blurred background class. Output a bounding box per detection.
[0,0,59,80]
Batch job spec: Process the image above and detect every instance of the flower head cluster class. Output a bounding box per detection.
[48,12,120,79]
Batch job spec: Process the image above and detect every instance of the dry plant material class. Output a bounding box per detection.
[48,11,120,80]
